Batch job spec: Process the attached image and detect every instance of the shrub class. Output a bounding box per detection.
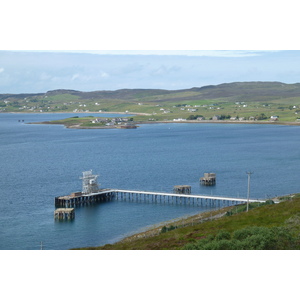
[215,230,231,241]
[183,226,299,250]
[161,225,178,234]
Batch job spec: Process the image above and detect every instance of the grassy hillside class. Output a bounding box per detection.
[74,194,300,250]
[2,82,300,122]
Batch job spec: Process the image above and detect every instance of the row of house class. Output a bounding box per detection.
[92,117,131,126]
[212,115,279,121]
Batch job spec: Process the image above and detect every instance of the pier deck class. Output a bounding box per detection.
[55,188,270,209]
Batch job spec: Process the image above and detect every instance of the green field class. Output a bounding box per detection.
[2,82,300,122]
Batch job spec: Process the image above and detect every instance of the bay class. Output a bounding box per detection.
[1,113,300,250]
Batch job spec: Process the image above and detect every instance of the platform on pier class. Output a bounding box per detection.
[55,189,114,208]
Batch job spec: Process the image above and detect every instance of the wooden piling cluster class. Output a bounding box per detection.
[54,208,75,220]
[200,173,216,186]
[55,190,114,208]
[173,185,191,194]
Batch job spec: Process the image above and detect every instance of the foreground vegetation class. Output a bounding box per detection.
[74,194,300,250]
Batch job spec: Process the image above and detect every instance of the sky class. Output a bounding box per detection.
[1,50,300,94]
[1,2,300,94]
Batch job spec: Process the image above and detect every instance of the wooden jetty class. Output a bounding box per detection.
[54,208,75,220]
[55,188,268,209]
[112,189,271,207]
[200,173,216,186]
[54,170,274,220]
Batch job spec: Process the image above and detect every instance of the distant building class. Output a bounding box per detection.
[173,118,186,121]
[270,116,279,121]
[212,115,220,120]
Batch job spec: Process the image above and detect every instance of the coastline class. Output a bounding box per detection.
[19,111,300,128]
[141,120,300,126]
[115,206,232,245]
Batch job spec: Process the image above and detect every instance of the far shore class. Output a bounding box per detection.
[5,111,300,127]
[5,111,149,116]
[29,119,300,129]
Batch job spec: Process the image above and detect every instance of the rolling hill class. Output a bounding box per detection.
[2,82,300,122]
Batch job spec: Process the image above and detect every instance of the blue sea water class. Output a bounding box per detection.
[1,113,300,250]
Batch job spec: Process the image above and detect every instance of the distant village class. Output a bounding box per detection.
[172,115,280,122]
[91,117,137,129]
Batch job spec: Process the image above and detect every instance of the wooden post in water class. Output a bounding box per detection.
[200,173,216,186]
[54,208,75,220]
[173,185,191,194]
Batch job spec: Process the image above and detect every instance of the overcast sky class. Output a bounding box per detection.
[1,50,300,94]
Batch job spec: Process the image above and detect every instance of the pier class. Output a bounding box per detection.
[112,189,267,206]
[55,188,267,208]
[54,170,273,219]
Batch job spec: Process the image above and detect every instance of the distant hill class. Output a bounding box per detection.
[2,81,300,102]
[2,82,300,121]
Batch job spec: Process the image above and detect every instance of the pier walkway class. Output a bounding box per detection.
[55,188,269,208]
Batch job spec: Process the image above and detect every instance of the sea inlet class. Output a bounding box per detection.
[1,113,300,249]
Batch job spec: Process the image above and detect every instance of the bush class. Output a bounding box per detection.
[265,200,275,205]
[215,230,231,241]
[183,226,298,250]
[161,225,178,234]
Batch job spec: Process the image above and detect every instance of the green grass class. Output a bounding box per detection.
[73,194,300,250]
[47,116,95,126]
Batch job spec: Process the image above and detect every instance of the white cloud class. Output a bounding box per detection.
[71,73,80,81]
[100,71,109,78]
[0,67,4,73]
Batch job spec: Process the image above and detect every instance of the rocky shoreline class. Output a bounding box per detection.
[115,207,232,245]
